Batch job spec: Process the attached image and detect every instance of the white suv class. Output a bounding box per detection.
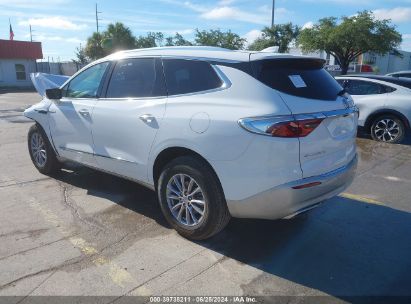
[25,47,358,240]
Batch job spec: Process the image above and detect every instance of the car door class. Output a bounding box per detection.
[91,57,167,183]
[48,61,110,166]
[343,79,387,126]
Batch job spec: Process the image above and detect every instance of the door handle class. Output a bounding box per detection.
[78,109,90,117]
[140,114,154,123]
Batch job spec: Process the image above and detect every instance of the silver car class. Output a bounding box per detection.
[336,75,411,143]
[386,71,411,79]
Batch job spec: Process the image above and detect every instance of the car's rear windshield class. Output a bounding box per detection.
[252,59,343,101]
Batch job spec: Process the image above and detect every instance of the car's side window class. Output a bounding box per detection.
[346,80,385,95]
[382,85,397,93]
[162,59,223,96]
[336,79,348,88]
[64,62,110,98]
[105,58,166,98]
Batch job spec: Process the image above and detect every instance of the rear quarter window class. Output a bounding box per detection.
[346,80,386,95]
[162,59,223,96]
[252,59,343,101]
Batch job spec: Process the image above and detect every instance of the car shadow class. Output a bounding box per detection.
[51,164,411,300]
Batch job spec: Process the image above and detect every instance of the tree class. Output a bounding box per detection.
[248,23,300,53]
[84,32,106,60]
[165,33,193,46]
[194,29,245,50]
[298,11,402,74]
[72,45,89,65]
[135,32,164,48]
[102,22,136,53]
[84,22,136,60]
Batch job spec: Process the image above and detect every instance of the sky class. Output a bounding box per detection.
[0,0,411,61]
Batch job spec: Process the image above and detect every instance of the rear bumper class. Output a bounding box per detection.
[227,155,357,219]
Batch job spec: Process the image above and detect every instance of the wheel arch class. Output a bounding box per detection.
[29,119,59,157]
[364,109,410,131]
[152,147,222,190]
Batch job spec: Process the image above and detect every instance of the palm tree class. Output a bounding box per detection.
[84,32,105,60]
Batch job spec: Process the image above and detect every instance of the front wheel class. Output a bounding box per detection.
[28,124,61,174]
[370,115,406,144]
[157,156,230,240]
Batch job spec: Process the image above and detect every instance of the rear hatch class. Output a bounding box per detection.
[251,57,358,178]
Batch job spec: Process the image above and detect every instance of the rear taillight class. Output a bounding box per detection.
[238,116,324,138]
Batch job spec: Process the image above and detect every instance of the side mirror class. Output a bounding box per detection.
[45,88,62,100]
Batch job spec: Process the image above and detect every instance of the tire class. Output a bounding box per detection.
[28,124,61,174]
[157,156,231,240]
[370,114,406,144]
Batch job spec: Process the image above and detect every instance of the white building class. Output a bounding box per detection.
[288,47,411,75]
[0,39,43,88]
[361,51,411,74]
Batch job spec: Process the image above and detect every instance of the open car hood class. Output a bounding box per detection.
[30,73,69,97]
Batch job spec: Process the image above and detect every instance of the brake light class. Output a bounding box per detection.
[267,119,323,138]
[239,116,323,138]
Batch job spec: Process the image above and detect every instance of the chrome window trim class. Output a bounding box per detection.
[162,59,232,99]
[97,96,167,101]
[59,97,99,102]
[238,106,359,136]
[95,59,231,101]
[102,57,166,100]
[165,64,232,99]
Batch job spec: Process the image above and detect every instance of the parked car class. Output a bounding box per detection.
[386,71,411,79]
[25,47,358,240]
[354,74,411,90]
[336,75,411,143]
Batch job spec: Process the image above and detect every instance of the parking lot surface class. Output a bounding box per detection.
[0,92,410,302]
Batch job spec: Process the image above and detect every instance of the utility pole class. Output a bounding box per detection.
[95,3,102,33]
[271,0,275,28]
[29,24,33,42]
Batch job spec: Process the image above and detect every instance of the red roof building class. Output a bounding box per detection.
[0,40,43,87]
[0,39,43,60]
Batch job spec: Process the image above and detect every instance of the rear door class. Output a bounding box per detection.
[251,58,358,178]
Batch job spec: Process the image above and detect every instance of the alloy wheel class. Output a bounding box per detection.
[30,132,47,167]
[373,118,400,142]
[166,174,206,227]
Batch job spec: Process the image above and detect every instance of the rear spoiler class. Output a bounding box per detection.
[250,53,326,67]
[30,73,69,97]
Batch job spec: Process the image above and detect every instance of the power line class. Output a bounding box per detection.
[95,3,102,33]
[271,0,275,28]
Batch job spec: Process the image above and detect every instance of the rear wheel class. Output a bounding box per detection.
[157,156,230,240]
[370,115,405,144]
[28,124,61,174]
